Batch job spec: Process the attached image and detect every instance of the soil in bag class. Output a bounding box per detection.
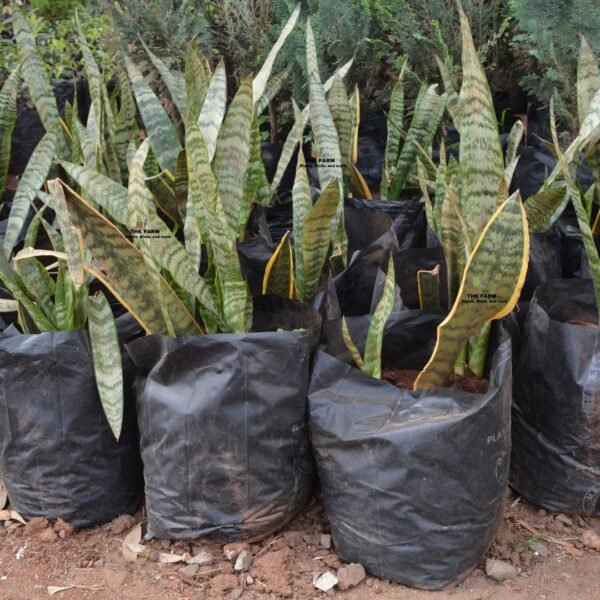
[511,279,600,515]
[126,295,322,541]
[309,317,512,589]
[0,316,144,528]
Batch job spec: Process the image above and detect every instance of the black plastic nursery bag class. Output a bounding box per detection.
[511,279,600,514]
[309,320,512,589]
[0,325,144,527]
[126,296,321,541]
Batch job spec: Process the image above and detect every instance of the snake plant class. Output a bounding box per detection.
[550,35,600,317]
[0,181,124,441]
[342,257,396,379]
[413,2,529,389]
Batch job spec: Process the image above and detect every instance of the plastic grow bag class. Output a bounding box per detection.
[309,320,512,589]
[0,321,144,528]
[511,279,600,515]
[126,296,322,541]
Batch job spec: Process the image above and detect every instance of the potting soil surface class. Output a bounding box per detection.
[0,491,598,599]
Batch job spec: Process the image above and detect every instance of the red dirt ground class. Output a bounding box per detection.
[0,492,598,600]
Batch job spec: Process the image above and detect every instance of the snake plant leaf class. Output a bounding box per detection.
[417,161,435,233]
[114,70,138,183]
[414,191,529,390]
[342,317,364,371]
[253,3,300,107]
[145,171,182,226]
[73,116,96,168]
[174,149,189,221]
[363,258,396,379]
[436,55,459,122]
[213,75,254,234]
[13,251,56,321]
[270,58,354,192]
[0,266,55,333]
[141,37,187,116]
[262,231,294,299]
[455,1,505,241]
[128,140,224,328]
[60,182,202,336]
[186,124,250,332]
[0,299,17,312]
[387,84,446,200]
[184,39,210,125]
[504,120,524,187]
[301,178,340,302]
[125,56,181,171]
[243,116,272,219]
[198,59,227,162]
[60,161,129,222]
[578,36,600,126]
[417,265,441,311]
[255,65,292,116]
[292,102,311,298]
[328,76,352,169]
[349,86,360,164]
[47,180,85,288]
[348,162,373,199]
[3,125,59,256]
[0,66,21,195]
[306,19,343,196]
[382,76,405,199]
[12,7,59,131]
[88,291,124,440]
[54,263,76,330]
[441,175,469,303]
[524,186,569,233]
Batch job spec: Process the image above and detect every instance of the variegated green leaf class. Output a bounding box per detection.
[363,258,395,379]
[0,66,22,195]
[114,69,138,183]
[198,59,227,162]
[301,178,340,302]
[253,3,300,107]
[54,262,75,330]
[4,126,59,256]
[441,175,468,303]
[141,38,187,116]
[13,7,59,131]
[436,55,459,121]
[525,186,569,233]
[213,75,254,234]
[270,58,354,192]
[243,116,272,219]
[184,39,210,125]
[59,163,223,330]
[382,75,404,199]
[13,250,56,323]
[292,102,311,298]
[306,19,343,194]
[61,183,201,336]
[186,124,250,332]
[417,265,441,311]
[342,317,364,371]
[255,65,292,116]
[125,56,181,171]
[504,119,524,187]
[387,84,446,199]
[578,36,600,126]
[415,191,529,389]
[88,291,124,440]
[328,76,352,171]
[0,299,17,312]
[455,3,504,241]
[47,179,85,288]
[262,231,294,298]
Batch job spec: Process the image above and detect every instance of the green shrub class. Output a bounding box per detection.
[30,0,82,19]
[510,0,600,131]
